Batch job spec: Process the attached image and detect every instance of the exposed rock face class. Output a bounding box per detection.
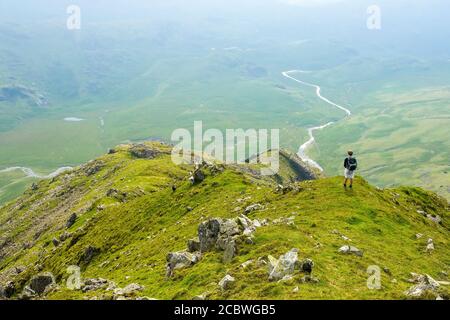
[166,251,201,277]
[338,245,363,257]
[405,273,441,299]
[130,144,161,159]
[187,238,200,253]
[0,281,15,298]
[268,249,300,281]
[219,274,235,290]
[28,272,56,296]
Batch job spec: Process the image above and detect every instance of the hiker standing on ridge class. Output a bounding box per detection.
[343,150,358,189]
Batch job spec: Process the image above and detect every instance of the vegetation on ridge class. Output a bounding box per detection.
[0,142,448,300]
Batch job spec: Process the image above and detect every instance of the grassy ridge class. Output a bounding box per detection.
[0,143,448,300]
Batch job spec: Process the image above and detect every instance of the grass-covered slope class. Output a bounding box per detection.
[0,143,448,300]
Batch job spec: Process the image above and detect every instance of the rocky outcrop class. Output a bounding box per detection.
[198,216,263,263]
[405,273,442,299]
[20,272,56,298]
[84,161,104,176]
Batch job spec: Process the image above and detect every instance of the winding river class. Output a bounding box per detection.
[0,166,73,179]
[282,70,352,171]
[1,70,349,182]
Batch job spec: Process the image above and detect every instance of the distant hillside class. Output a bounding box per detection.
[0,143,448,300]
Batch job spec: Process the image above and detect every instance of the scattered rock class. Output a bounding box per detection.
[106,188,127,202]
[415,233,423,239]
[417,210,427,216]
[31,183,38,191]
[52,238,60,247]
[219,275,235,290]
[59,231,72,242]
[66,213,77,228]
[427,214,442,224]
[244,203,263,214]
[81,278,113,292]
[293,286,299,293]
[114,283,144,298]
[166,251,201,277]
[84,162,104,176]
[332,229,351,241]
[338,245,363,257]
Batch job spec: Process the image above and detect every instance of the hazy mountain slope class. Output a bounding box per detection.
[0,143,448,300]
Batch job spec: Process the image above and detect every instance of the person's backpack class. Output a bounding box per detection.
[348,157,358,171]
